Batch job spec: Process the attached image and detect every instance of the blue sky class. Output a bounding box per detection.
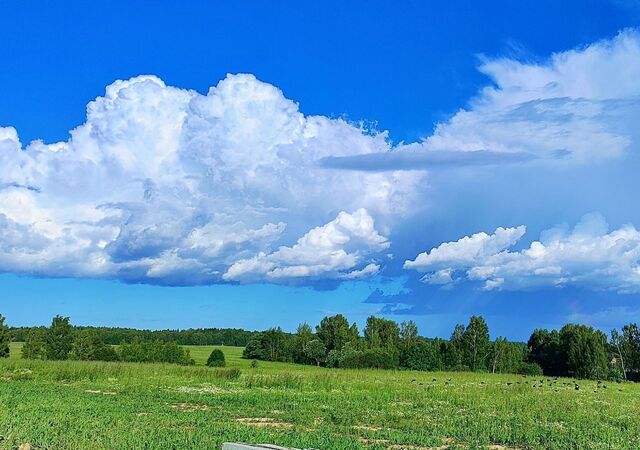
[1,0,640,340]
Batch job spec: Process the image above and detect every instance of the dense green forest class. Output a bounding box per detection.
[242,315,640,381]
[10,324,257,346]
[2,313,639,381]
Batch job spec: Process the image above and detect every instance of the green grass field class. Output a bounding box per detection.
[1,343,639,450]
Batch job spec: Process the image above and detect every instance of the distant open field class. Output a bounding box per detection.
[2,344,640,449]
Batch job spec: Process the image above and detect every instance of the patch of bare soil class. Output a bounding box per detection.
[170,402,211,412]
[84,389,117,395]
[353,425,384,431]
[236,417,294,428]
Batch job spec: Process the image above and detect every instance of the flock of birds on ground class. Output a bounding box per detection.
[408,376,625,393]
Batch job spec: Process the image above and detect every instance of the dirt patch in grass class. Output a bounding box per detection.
[170,403,211,412]
[353,424,384,431]
[84,389,117,395]
[19,444,37,450]
[358,437,390,446]
[236,417,293,428]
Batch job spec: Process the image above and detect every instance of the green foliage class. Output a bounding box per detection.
[0,315,9,358]
[292,323,314,364]
[529,324,611,380]
[118,340,194,365]
[262,328,288,361]
[22,328,46,359]
[316,314,357,352]
[10,325,258,346]
[560,324,609,380]
[303,339,326,366]
[400,338,441,371]
[491,337,527,374]
[337,347,399,369]
[462,316,490,371]
[519,362,544,376]
[70,330,118,361]
[243,337,266,360]
[364,316,400,351]
[444,324,465,368]
[206,349,226,367]
[44,315,74,361]
[611,323,640,379]
[528,328,565,376]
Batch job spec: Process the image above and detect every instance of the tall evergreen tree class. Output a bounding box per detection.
[44,315,74,360]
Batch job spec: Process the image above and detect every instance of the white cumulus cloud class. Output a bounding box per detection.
[0,74,420,285]
[405,213,640,293]
[224,209,389,282]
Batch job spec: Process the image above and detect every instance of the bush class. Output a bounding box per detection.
[519,362,544,376]
[206,349,226,367]
[401,339,441,371]
[70,330,118,361]
[325,349,341,368]
[94,345,120,362]
[22,328,46,360]
[243,338,265,360]
[118,340,194,365]
[339,348,399,369]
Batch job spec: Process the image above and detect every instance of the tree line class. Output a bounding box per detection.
[9,324,256,346]
[243,314,640,381]
[2,315,194,365]
[3,312,640,380]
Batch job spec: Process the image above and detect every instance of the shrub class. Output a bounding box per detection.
[243,337,265,360]
[118,340,194,365]
[339,348,399,369]
[22,328,46,360]
[303,339,326,366]
[70,330,119,361]
[401,339,441,371]
[206,349,226,367]
[325,349,341,368]
[94,345,120,362]
[519,362,544,376]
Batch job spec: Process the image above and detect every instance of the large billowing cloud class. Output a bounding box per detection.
[2,29,640,291]
[0,74,420,285]
[405,213,640,293]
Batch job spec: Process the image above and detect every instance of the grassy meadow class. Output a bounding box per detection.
[1,343,639,450]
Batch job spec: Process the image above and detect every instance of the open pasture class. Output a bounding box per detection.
[1,345,639,450]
